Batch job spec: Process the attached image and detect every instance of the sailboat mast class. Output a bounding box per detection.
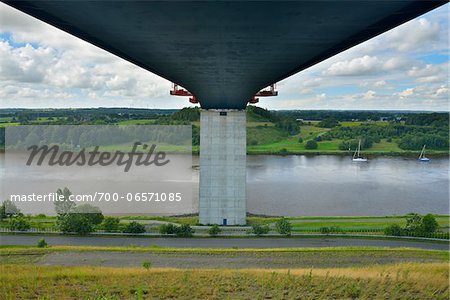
[357,140,361,157]
[419,145,425,159]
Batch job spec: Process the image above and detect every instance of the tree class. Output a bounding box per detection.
[420,214,438,233]
[275,218,292,236]
[405,213,422,233]
[317,117,339,128]
[55,188,76,216]
[298,137,303,143]
[305,140,318,149]
[73,204,104,225]
[0,202,6,220]
[208,224,221,237]
[384,224,403,236]
[2,200,21,218]
[58,213,94,235]
[123,221,146,234]
[102,217,120,232]
[8,217,31,231]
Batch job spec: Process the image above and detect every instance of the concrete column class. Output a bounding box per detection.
[199,109,246,225]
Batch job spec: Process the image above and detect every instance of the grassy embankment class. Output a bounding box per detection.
[2,215,448,235]
[0,246,448,299]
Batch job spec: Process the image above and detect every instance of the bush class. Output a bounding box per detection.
[275,218,291,236]
[320,227,331,234]
[175,224,194,237]
[208,224,221,236]
[279,148,288,155]
[305,140,318,149]
[8,217,31,231]
[420,214,438,233]
[58,214,94,235]
[159,223,177,235]
[252,224,270,236]
[298,137,303,143]
[37,238,48,248]
[142,260,152,270]
[123,221,146,234]
[384,224,403,236]
[315,135,322,142]
[102,217,120,232]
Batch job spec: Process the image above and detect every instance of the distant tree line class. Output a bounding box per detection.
[323,123,448,150]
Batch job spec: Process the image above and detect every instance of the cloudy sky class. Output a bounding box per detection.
[0,3,448,111]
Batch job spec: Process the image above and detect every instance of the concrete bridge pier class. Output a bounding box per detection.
[199,109,246,225]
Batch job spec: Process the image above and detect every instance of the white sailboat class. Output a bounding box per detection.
[352,139,367,162]
[418,145,430,162]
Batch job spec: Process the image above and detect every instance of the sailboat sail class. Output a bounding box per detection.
[418,145,430,161]
[352,139,367,162]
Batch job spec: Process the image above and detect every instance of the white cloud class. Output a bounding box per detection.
[0,2,448,110]
[323,55,413,76]
[384,18,440,52]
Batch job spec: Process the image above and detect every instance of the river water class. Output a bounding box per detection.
[1,154,448,216]
[242,155,449,216]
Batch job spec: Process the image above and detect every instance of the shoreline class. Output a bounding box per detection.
[2,147,448,158]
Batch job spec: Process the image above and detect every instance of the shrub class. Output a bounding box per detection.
[159,223,177,235]
[142,260,152,270]
[275,218,291,236]
[8,217,31,231]
[384,224,403,236]
[315,135,322,142]
[123,221,146,234]
[58,214,94,235]
[102,217,120,232]
[208,224,221,236]
[175,224,194,237]
[279,148,288,155]
[320,227,331,234]
[37,238,48,248]
[420,214,438,233]
[252,224,270,236]
[298,137,303,143]
[305,140,318,149]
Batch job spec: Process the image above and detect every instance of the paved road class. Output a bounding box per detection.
[1,234,448,250]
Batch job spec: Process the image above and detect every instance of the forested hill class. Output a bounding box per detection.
[0,107,448,155]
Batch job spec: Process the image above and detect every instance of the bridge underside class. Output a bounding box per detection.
[4,1,445,109]
[4,1,445,225]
